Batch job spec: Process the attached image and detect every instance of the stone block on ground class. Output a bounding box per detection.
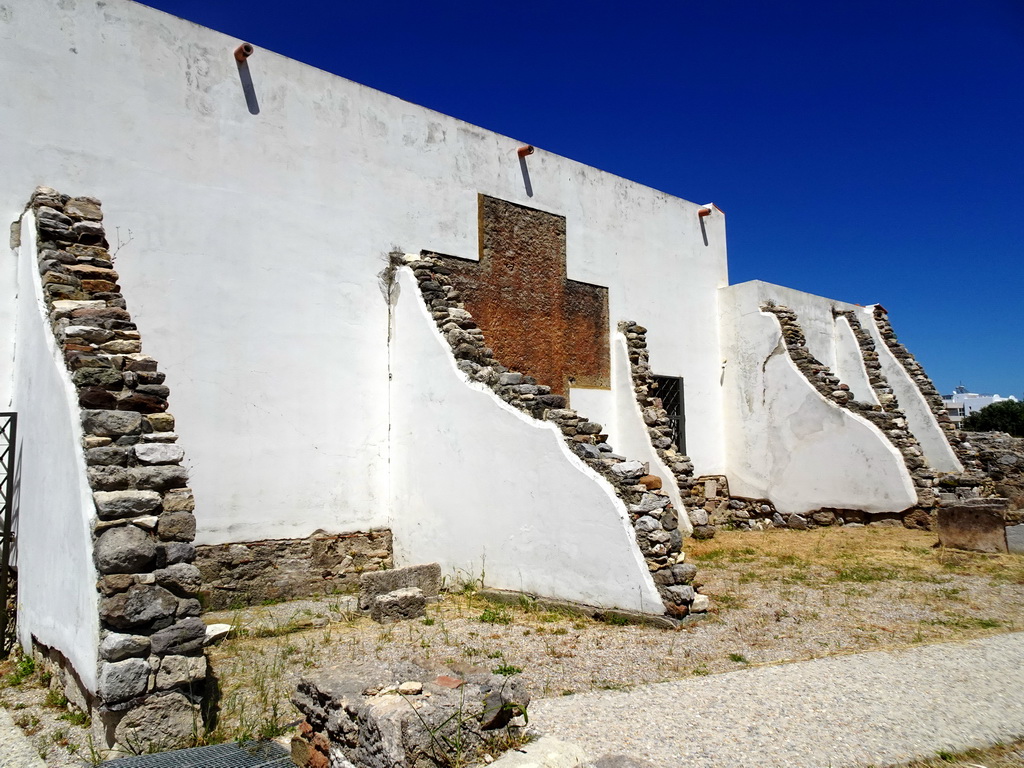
[937,499,1009,554]
[112,692,199,753]
[370,587,426,624]
[359,562,441,610]
[292,660,529,768]
[1006,524,1024,555]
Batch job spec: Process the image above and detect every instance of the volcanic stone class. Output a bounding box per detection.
[94,525,157,575]
[99,633,151,662]
[157,511,196,542]
[150,617,207,655]
[82,409,142,437]
[93,490,162,519]
[100,585,177,629]
[98,658,149,703]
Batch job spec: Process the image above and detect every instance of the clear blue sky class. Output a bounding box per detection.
[139,0,1024,398]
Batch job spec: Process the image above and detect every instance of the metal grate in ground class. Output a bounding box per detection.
[100,740,291,767]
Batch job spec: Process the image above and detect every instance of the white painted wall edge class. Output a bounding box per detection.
[0,223,17,410]
[860,306,962,473]
[389,267,663,613]
[13,212,99,691]
[609,335,691,535]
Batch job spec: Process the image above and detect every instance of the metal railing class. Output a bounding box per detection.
[0,412,17,655]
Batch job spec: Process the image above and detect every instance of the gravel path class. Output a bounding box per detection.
[0,707,45,768]
[531,632,1024,767]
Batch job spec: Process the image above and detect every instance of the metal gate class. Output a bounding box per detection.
[0,412,17,654]
[651,376,685,454]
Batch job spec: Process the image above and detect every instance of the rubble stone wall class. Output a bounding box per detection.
[871,306,983,472]
[755,304,933,527]
[964,432,1024,516]
[403,254,705,618]
[26,188,205,753]
[194,530,393,609]
[618,321,786,536]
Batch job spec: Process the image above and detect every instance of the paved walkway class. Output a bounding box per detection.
[531,632,1024,767]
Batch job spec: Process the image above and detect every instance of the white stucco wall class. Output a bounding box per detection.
[389,269,663,612]
[833,314,879,405]
[720,282,917,514]
[572,337,691,535]
[0,0,729,545]
[12,214,99,691]
[1,221,18,409]
[860,306,962,473]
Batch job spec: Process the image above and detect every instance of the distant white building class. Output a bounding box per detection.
[943,385,1018,425]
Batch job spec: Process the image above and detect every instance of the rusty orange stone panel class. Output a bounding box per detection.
[436,195,610,399]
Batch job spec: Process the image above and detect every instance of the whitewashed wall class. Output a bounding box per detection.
[860,306,962,473]
[389,269,663,612]
[572,336,691,534]
[720,281,917,514]
[12,214,99,689]
[0,0,729,545]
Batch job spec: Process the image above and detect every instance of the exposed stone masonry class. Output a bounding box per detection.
[402,253,704,618]
[962,432,1024,517]
[760,304,992,529]
[762,304,938,527]
[26,188,203,752]
[871,306,983,472]
[618,321,705,537]
[617,321,787,534]
[195,530,393,610]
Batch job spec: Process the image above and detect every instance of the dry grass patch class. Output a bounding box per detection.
[884,738,1024,767]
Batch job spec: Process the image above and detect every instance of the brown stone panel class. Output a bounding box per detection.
[436,194,609,398]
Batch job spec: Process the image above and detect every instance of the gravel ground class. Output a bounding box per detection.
[533,632,1024,767]
[3,526,1024,765]
[0,707,45,768]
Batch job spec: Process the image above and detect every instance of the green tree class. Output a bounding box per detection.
[961,399,1024,437]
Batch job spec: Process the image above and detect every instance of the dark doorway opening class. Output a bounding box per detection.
[652,376,685,454]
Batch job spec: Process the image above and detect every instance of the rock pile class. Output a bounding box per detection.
[26,188,203,752]
[400,254,704,618]
[291,660,530,768]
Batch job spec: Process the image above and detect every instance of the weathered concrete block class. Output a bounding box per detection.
[938,499,1009,554]
[359,563,441,610]
[370,587,426,624]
